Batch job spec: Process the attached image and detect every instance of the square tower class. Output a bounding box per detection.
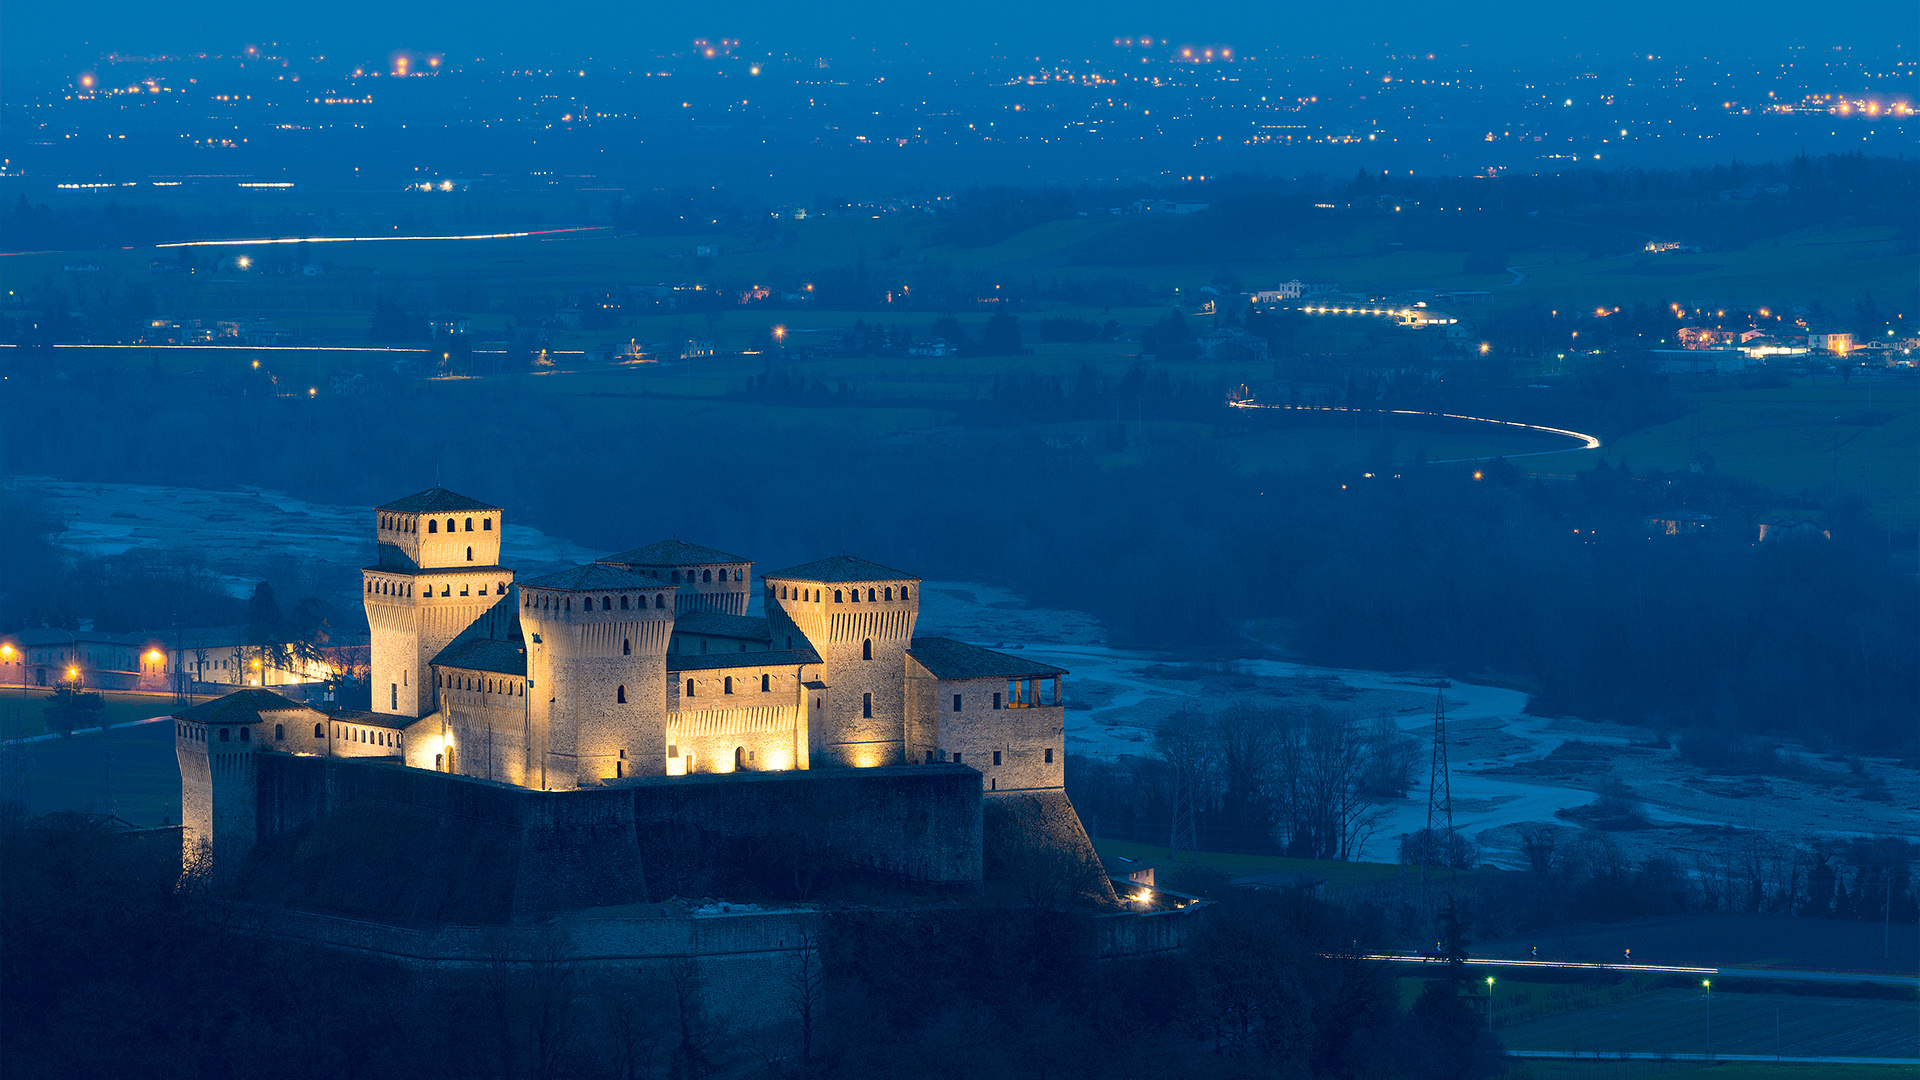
[598,539,752,616]
[764,556,919,768]
[365,488,513,718]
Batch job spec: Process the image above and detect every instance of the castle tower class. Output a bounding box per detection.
[519,565,676,789]
[598,540,751,616]
[365,488,513,718]
[173,689,308,876]
[763,556,919,768]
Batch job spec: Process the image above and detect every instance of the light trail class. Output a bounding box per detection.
[1343,952,1920,987]
[150,226,608,248]
[1228,399,1602,458]
[0,344,586,356]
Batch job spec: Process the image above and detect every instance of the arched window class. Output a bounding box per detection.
[239,727,249,742]
[761,674,770,692]
[428,519,438,533]
[599,596,611,610]
[703,569,713,583]
[850,589,860,603]
[617,685,627,703]
[671,570,681,583]
[686,679,696,697]
[779,585,788,599]
[316,722,325,738]
[275,723,284,741]
[862,693,873,719]
[219,728,230,742]
[902,586,911,600]
[655,594,665,609]
[466,546,474,561]
[724,677,733,694]
[885,587,893,600]
[623,638,631,655]
[483,518,492,531]
[465,517,474,532]
[498,582,506,595]
[620,595,630,610]
[446,518,456,532]
[834,590,843,603]
[863,639,872,660]
[565,597,571,611]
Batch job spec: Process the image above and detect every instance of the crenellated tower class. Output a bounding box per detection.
[365,488,513,718]
[764,556,919,768]
[598,539,752,616]
[519,565,677,789]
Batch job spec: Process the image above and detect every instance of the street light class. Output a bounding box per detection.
[1486,977,1495,1034]
[1703,980,1712,1059]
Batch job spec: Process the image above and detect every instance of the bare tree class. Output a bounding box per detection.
[788,928,825,1069]
[1154,711,1212,859]
[1276,708,1387,861]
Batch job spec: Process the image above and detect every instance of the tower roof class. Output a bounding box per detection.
[908,637,1067,680]
[599,539,747,567]
[433,638,529,677]
[173,688,314,724]
[519,563,659,592]
[375,487,501,514]
[763,554,919,583]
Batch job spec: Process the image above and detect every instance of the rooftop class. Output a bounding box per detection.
[667,646,821,672]
[600,539,748,567]
[519,564,661,592]
[908,637,1068,680]
[764,554,919,584]
[432,638,528,677]
[174,688,313,724]
[672,611,772,641]
[375,487,501,515]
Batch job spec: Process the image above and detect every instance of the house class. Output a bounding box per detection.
[1101,855,1156,889]
[908,339,956,357]
[429,315,472,338]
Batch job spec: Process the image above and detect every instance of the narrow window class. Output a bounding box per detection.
[655,594,665,608]
[903,586,910,600]
[616,760,623,778]
[862,692,872,718]
[863,639,872,660]
[483,518,492,531]
[672,570,681,583]
[953,694,962,712]
[446,518,456,532]
[851,589,860,603]
[391,683,398,709]
[952,751,961,764]
[239,728,249,742]
[315,723,325,739]
[465,517,474,532]
[779,585,787,599]
[220,728,229,742]
[992,692,1002,710]
[623,638,631,655]
[834,590,843,603]
[885,587,893,600]
[761,674,771,692]
[466,546,473,561]
[993,751,1002,766]
[701,640,708,654]
[686,679,695,697]
[621,595,630,610]
[1045,748,1054,763]
[724,677,733,694]
[602,596,612,610]
[868,589,876,601]
[703,569,712,583]
[276,723,284,741]
[926,750,935,763]
[428,520,438,533]
[617,685,627,703]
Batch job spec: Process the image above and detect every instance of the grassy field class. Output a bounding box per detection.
[0,689,179,740]
[1499,987,1919,1059]
[1607,376,1920,527]
[2,713,180,826]
[1091,837,1408,891]
[1514,1063,1916,1080]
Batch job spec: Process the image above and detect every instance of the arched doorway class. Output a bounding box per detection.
[734,746,748,772]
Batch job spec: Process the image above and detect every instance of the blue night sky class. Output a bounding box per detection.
[6,0,1911,67]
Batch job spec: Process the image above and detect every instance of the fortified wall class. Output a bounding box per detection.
[237,753,982,924]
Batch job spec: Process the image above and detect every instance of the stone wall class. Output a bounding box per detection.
[245,754,647,924]
[906,671,1064,793]
[625,765,981,898]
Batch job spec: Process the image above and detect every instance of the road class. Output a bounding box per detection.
[1355,952,1920,988]
[1224,400,1602,461]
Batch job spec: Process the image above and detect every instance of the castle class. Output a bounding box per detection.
[176,487,1074,878]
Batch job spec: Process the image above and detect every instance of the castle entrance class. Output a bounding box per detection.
[734,746,747,772]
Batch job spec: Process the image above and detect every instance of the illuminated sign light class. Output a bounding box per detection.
[237,182,294,188]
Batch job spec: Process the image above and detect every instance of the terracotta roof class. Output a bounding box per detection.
[519,564,660,592]
[763,555,919,583]
[908,637,1067,680]
[672,612,771,641]
[667,646,821,672]
[173,688,312,724]
[600,539,747,566]
[433,638,528,677]
[361,565,512,578]
[375,487,501,514]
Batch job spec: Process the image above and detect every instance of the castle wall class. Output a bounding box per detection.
[377,508,503,571]
[906,670,1064,793]
[439,676,532,785]
[176,720,260,874]
[523,590,675,789]
[249,753,647,923]
[367,570,511,718]
[667,703,805,774]
[769,585,917,768]
[627,765,981,892]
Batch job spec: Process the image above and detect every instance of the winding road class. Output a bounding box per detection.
[1225,399,1602,461]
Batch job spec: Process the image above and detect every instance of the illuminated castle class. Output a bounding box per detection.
[189,487,1067,799]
